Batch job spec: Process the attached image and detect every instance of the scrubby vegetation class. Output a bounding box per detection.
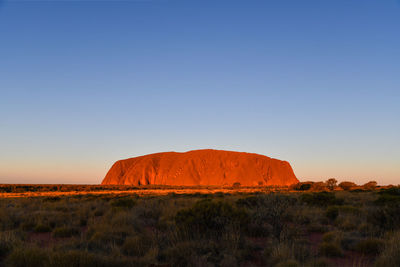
[0,185,399,266]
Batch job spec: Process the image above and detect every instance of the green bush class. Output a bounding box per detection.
[307,223,329,233]
[34,224,51,233]
[87,231,114,252]
[375,194,400,205]
[375,232,400,266]
[6,247,48,267]
[318,242,342,257]
[236,196,263,208]
[354,238,384,255]
[175,199,248,238]
[292,182,313,191]
[340,235,361,250]
[52,227,79,238]
[43,196,61,202]
[111,198,136,209]
[87,227,130,252]
[0,189,397,266]
[368,205,400,231]
[322,232,339,243]
[48,250,127,267]
[339,205,361,215]
[268,242,295,265]
[326,179,338,191]
[0,240,12,258]
[237,194,296,239]
[325,206,339,221]
[122,235,151,257]
[338,181,357,191]
[20,221,35,231]
[292,239,312,263]
[378,187,400,196]
[311,182,327,191]
[159,241,197,266]
[79,218,87,227]
[311,258,330,267]
[300,192,343,206]
[276,259,299,267]
[362,181,377,190]
[94,210,104,217]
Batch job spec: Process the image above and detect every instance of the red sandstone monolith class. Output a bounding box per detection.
[101,149,298,186]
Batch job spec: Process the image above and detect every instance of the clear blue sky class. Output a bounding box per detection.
[1,0,399,185]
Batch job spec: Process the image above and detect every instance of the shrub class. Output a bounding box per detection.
[340,236,361,251]
[325,206,339,221]
[52,227,79,238]
[300,192,343,206]
[363,181,377,190]
[87,231,114,252]
[368,205,400,231]
[379,187,400,196]
[311,258,330,267]
[375,187,400,205]
[87,226,130,252]
[6,247,49,267]
[236,196,261,208]
[43,196,61,202]
[339,205,361,215]
[375,194,400,205]
[48,250,128,267]
[159,241,198,266]
[175,199,248,238]
[237,194,296,239]
[269,243,294,265]
[122,235,151,257]
[111,197,136,209]
[34,224,51,233]
[276,259,299,267]
[354,238,384,255]
[338,218,357,231]
[79,218,87,227]
[322,232,338,243]
[338,181,357,191]
[130,200,162,228]
[326,178,338,191]
[0,240,12,258]
[292,239,312,263]
[311,182,327,191]
[20,221,35,231]
[292,182,313,191]
[94,210,104,217]
[318,242,342,257]
[220,254,237,267]
[375,232,400,266]
[308,223,329,233]
[245,221,271,237]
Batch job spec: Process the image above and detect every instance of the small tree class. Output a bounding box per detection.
[292,182,313,191]
[339,181,357,191]
[311,182,327,191]
[326,178,338,191]
[363,181,378,190]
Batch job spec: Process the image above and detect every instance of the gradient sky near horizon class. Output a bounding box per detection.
[1,0,399,185]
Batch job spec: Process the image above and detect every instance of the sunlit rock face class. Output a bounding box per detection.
[101,149,299,186]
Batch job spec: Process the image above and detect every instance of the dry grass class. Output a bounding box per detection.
[0,185,399,266]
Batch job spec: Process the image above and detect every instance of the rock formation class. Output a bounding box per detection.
[101,149,298,186]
